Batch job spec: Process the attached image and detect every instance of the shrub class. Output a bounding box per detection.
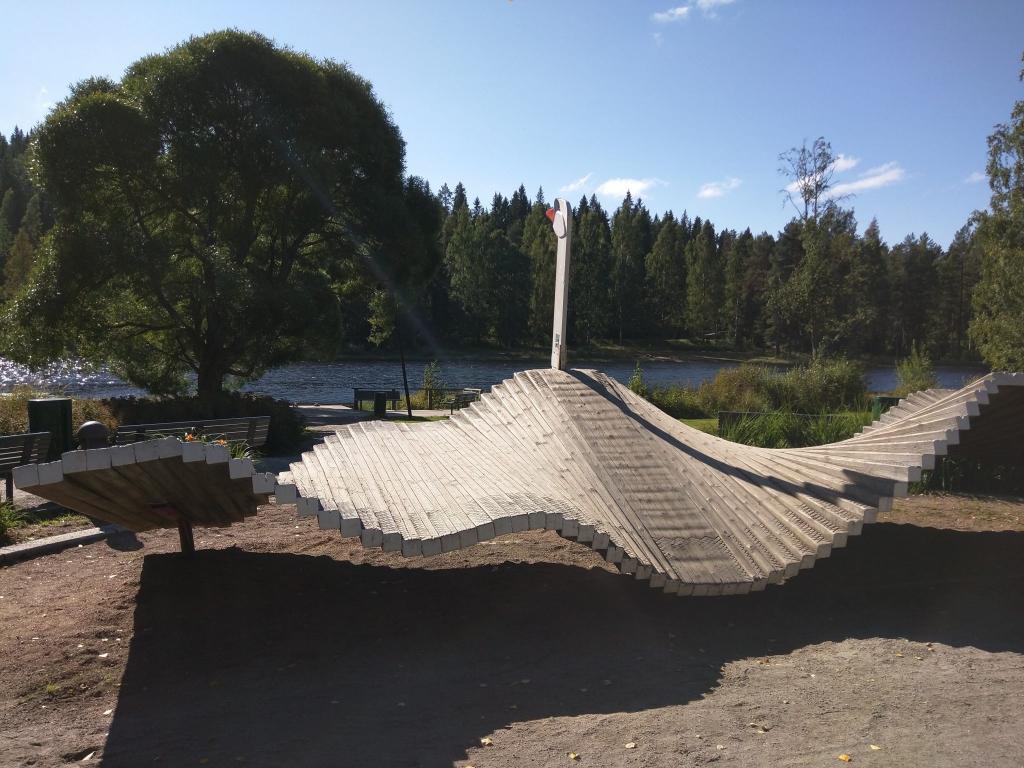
[894,342,938,396]
[686,358,867,416]
[647,385,707,419]
[628,362,648,398]
[422,361,446,405]
[912,457,1024,495]
[103,391,305,455]
[0,501,25,544]
[718,410,871,448]
[0,386,116,435]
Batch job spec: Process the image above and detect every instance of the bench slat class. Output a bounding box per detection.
[113,417,271,448]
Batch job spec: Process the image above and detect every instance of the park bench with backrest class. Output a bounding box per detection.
[446,388,482,414]
[352,388,400,410]
[113,416,271,448]
[0,432,51,500]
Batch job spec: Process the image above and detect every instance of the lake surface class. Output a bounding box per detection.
[0,357,990,404]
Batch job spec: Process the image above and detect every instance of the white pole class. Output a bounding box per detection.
[549,197,573,370]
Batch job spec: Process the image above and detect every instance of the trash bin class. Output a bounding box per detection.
[373,392,387,419]
[27,398,73,460]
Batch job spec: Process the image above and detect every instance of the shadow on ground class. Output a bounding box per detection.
[103,523,1024,767]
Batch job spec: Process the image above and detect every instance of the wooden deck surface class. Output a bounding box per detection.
[282,368,1024,595]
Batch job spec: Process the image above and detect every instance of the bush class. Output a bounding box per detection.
[718,411,872,448]
[647,385,706,419]
[913,457,1024,495]
[103,391,306,455]
[0,386,116,436]
[0,501,25,544]
[894,342,938,396]
[688,358,867,416]
[628,362,648,398]
[422,361,446,406]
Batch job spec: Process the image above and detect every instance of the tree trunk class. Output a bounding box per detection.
[196,361,225,408]
[396,316,413,419]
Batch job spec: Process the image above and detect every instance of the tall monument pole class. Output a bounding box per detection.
[547,198,573,370]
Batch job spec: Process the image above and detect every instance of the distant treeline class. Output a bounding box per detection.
[0,127,980,361]
[414,180,980,360]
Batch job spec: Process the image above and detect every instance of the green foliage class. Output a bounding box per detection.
[628,361,647,397]
[647,385,705,418]
[685,219,723,338]
[913,457,1024,495]
[698,358,867,415]
[2,31,408,399]
[422,361,446,399]
[183,432,253,459]
[3,228,34,299]
[570,196,613,345]
[970,61,1024,369]
[718,411,872,449]
[0,385,116,435]
[611,193,651,342]
[103,391,305,454]
[0,501,26,544]
[894,342,938,396]
[447,207,531,347]
[644,212,687,336]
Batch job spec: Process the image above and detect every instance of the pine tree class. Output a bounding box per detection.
[571,198,613,345]
[644,212,686,337]
[610,193,649,342]
[452,182,468,213]
[724,229,753,345]
[934,223,981,358]
[522,203,557,341]
[685,219,723,339]
[437,183,453,214]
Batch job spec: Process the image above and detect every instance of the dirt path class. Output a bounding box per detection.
[1,496,1023,767]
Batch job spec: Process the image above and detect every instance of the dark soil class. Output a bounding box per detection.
[1,495,1023,767]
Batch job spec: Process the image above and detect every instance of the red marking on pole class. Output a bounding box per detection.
[545,208,556,222]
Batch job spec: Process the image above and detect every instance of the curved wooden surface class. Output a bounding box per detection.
[14,437,275,531]
[279,369,1024,595]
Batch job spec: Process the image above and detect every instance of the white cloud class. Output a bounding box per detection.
[832,153,859,173]
[964,170,985,184]
[651,5,690,22]
[696,0,735,12]
[559,172,593,194]
[784,153,860,194]
[697,177,742,198]
[828,161,905,197]
[595,177,666,198]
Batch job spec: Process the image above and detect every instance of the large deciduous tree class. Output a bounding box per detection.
[3,30,408,399]
[970,54,1024,370]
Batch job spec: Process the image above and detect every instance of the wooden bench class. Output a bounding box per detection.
[447,388,482,414]
[113,416,271,448]
[353,388,400,410]
[0,432,51,500]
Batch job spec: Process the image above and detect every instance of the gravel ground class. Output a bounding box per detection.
[1,495,1022,767]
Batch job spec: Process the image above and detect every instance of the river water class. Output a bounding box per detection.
[0,357,990,404]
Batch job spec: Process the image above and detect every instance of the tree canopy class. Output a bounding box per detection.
[970,54,1024,370]
[2,30,410,397]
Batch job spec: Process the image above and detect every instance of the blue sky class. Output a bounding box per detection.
[3,0,1022,247]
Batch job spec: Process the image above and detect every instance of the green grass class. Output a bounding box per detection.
[0,501,90,544]
[680,418,718,435]
[716,410,872,448]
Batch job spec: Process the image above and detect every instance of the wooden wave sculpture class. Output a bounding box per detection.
[278,368,1024,596]
[14,437,276,531]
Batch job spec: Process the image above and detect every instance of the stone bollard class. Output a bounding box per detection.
[76,421,110,450]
